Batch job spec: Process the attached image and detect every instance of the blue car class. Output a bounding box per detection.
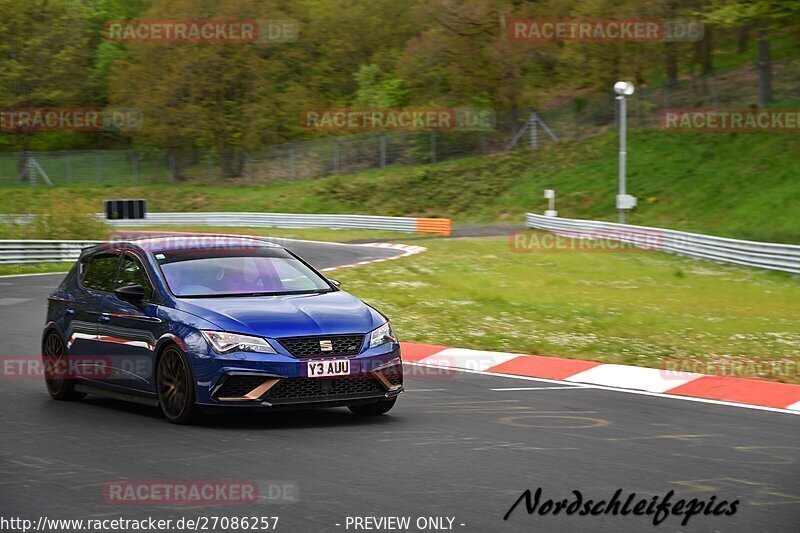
[41,236,403,424]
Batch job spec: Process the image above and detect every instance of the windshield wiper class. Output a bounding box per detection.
[240,289,333,297]
[179,289,333,298]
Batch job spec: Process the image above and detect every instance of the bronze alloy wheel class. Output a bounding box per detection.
[156,345,200,424]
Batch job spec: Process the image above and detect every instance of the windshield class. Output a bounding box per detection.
[157,249,332,297]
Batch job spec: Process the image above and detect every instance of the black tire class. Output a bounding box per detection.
[156,344,202,424]
[348,397,396,416]
[42,331,86,401]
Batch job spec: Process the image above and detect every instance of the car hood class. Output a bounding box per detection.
[174,290,386,339]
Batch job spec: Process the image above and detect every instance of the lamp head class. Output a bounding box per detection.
[613,81,635,96]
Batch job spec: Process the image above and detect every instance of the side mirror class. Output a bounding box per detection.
[114,284,145,305]
[328,278,341,288]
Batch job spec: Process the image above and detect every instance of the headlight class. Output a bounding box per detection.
[200,331,277,354]
[369,321,397,349]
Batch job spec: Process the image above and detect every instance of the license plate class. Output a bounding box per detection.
[307,359,350,378]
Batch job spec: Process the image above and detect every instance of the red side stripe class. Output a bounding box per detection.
[488,355,602,380]
[667,376,800,409]
[400,342,450,362]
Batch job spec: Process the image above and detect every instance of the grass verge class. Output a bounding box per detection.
[333,235,800,384]
[0,263,69,277]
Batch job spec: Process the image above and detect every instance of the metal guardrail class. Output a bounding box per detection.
[104,212,451,235]
[525,213,800,274]
[0,212,451,264]
[0,240,102,264]
[1,212,451,236]
[105,212,420,232]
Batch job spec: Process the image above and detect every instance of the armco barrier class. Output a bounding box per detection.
[0,212,450,264]
[525,213,800,274]
[1,213,452,236]
[0,240,101,264]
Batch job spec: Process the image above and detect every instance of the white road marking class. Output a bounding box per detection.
[490,386,590,391]
[405,362,800,416]
[565,363,703,392]
[420,348,519,371]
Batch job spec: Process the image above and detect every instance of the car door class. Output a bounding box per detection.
[98,252,162,393]
[68,252,120,365]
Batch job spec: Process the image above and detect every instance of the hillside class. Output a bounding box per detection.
[2,129,799,243]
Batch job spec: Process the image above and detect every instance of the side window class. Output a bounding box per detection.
[81,254,119,292]
[116,255,153,301]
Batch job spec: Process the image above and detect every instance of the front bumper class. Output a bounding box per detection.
[192,343,403,407]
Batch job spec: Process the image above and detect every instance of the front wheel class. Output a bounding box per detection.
[156,345,202,424]
[348,397,396,416]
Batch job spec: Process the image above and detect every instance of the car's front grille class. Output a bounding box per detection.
[278,334,365,358]
[214,375,267,398]
[379,363,404,386]
[264,375,383,402]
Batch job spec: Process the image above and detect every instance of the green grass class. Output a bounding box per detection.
[0,263,69,277]
[1,129,798,242]
[333,235,800,384]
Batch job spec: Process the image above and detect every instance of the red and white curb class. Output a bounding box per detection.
[319,243,426,273]
[401,342,800,414]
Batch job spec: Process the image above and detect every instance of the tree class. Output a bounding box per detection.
[0,0,93,156]
[81,0,152,103]
[109,0,301,178]
[397,0,555,132]
[352,65,410,108]
[705,0,800,105]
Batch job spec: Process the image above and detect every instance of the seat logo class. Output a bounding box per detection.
[319,340,333,352]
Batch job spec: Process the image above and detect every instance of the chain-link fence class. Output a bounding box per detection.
[2,59,797,187]
[0,128,520,187]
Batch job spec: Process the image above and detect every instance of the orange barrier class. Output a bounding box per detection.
[415,218,451,236]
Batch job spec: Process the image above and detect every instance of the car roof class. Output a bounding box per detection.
[84,234,284,256]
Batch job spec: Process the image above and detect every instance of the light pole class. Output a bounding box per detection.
[613,81,636,224]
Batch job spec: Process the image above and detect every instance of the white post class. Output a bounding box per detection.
[544,189,557,217]
[613,81,636,223]
[618,94,627,224]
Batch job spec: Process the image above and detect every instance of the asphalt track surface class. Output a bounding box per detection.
[1,239,798,533]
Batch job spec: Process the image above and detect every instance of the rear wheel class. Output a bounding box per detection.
[348,397,396,416]
[156,345,202,424]
[42,332,85,401]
